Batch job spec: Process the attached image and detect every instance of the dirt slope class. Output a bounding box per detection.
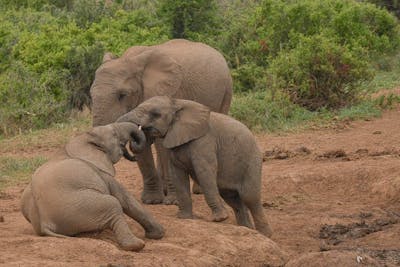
[1,106,400,266]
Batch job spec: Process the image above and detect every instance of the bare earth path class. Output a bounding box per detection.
[1,106,399,266]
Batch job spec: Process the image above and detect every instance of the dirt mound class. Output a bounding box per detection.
[372,176,400,203]
[0,187,288,267]
[285,251,380,267]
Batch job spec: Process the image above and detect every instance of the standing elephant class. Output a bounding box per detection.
[90,39,233,204]
[21,122,164,251]
[117,96,272,237]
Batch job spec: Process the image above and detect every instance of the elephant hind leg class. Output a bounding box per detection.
[238,190,272,238]
[54,192,145,251]
[220,189,253,228]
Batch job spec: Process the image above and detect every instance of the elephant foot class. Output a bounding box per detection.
[119,237,145,251]
[257,223,273,238]
[177,211,194,219]
[192,183,203,194]
[141,190,165,204]
[163,194,179,205]
[145,224,165,240]
[212,209,229,222]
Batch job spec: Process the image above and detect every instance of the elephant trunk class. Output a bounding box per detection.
[114,122,147,154]
[128,125,147,153]
[116,111,148,161]
[122,146,137,162]
[116,110,142,126]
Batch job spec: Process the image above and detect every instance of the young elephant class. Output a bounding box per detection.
[117,96,272,237]
[21,122,164,251]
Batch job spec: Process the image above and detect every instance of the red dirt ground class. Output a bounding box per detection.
[1,106,400,266]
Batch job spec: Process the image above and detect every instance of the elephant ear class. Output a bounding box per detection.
[65,133,115,177]
[131,50,183,98]
[163,99,211,149]
[102,52,117,63]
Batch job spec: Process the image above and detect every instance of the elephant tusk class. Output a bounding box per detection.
[122,144,137,162]
[138,125,142,131]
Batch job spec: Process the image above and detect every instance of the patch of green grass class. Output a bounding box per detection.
[364,54,400,93]
[337,100,382,120]
[0,156,47,191]
[0,113,91,153]
[230,91,318,132]
[364,70,400,93]
[231,87,400,133]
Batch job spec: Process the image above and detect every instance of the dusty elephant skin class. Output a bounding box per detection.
[117,96,272,237]
[20,122,164,251]
[90,39,233,205]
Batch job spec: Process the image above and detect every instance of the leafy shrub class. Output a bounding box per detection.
[258,0,400,57]
[208,0,400,95]
[0,7,167,135]
[269,34,373,110]
[367,0,400,18]
[0,62,70,135]
[158,0,218,38]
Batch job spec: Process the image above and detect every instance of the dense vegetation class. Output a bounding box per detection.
[1,0,400,135]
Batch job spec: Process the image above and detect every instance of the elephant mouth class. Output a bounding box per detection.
[141,126,163,139]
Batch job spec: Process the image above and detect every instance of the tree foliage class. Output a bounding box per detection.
[158,0,218,38]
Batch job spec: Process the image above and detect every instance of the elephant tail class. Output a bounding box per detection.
[41,228,68,238]
[220,86,232,114]
[21,185,42,235]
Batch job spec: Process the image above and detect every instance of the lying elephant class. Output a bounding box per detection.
[21,122,164,251]
[117,96,272,237]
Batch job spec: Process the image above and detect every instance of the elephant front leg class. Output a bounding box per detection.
[170,166,193,219]
[154,141,178,205]
[136,145,165,204]
[106,176,165,239]
[191,182,203,194]
[192,157,228,222]
[110,215,146,251]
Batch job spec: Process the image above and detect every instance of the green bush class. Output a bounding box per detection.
[258,0,400,57]
[0,62,70,135]
[0,7,167,136]
[208,0,400,95]
[269,34,373,110]
[158,0,218,38]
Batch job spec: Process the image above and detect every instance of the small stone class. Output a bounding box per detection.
[319,242,330,252]
[275,152,289,160]
[359,212,373,219]
[373,131,382,134]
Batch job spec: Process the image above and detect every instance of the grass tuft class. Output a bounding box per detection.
[0,156,47,191]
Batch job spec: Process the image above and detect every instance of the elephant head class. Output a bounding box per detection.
[90,49,183,126]
[117,96,210,149]
[66,122,146,176]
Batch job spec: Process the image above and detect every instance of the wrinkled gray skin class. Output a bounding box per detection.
[20,122,165,251]
[90,39,233,204]
[117,96,272,237]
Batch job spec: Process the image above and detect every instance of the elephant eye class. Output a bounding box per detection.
[118,92,127,101]
[150,110,161,119]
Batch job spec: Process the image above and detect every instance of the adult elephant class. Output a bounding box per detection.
[90,39,233,204]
